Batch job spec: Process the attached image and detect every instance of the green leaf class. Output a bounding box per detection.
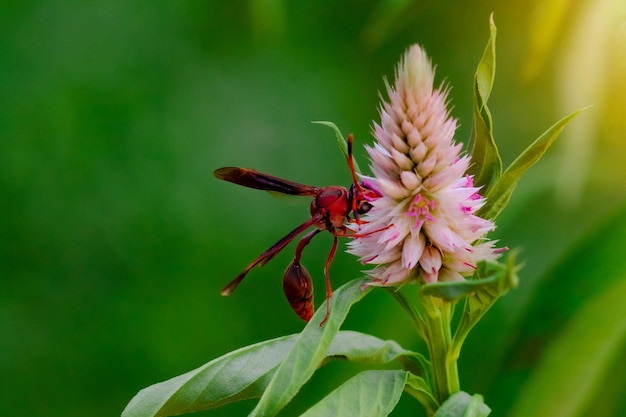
[249,277,372,416]
[323,330,432,400]
[451,253,520,357]
[475,14,497,106]
[122,328,420,417]
[121,334,298,417]
[433,391,491,417]
[300,370,408,417]
[312,120,361,174]
[324,330,426,367]
[421,253,519,303]
[122,279,424,417]
[469,14,502,191]
[405,372,440,414]
[478,109,582,220]
[421,274,498,302]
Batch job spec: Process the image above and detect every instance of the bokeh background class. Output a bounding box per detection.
[2,1,625,416]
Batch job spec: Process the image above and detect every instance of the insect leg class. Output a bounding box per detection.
[320,235,339,326]
[294,229,322,263]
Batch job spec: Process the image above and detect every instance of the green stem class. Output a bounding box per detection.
[421,296,460,403]
[389,288,462,408]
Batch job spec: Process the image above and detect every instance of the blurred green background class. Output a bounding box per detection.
[2,1,625,416]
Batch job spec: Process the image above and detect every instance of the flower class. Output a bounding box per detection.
[347,45,503,286]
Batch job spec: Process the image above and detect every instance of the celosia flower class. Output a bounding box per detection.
[347,45,503,286]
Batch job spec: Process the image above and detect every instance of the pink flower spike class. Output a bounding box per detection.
[347,44,503,287]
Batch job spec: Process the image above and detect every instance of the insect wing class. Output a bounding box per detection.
[214,167,320,196]
[220,214,323,296]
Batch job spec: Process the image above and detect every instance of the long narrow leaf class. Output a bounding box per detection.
[451,254,520,357]
[122,328,422,417]
[300,370,408,417]
[312,121,362,174]
[249,277,372,416]
[122,335,298,417]
[421,274,499,301]
[479,109,582,220]
[469,14,502,191]
[475,14,497,105]
[325,330,424,365]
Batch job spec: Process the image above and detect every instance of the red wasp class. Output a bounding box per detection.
[214,134,379,324]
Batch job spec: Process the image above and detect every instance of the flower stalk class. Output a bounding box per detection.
[347,43,506,408]
[420,296,459,403]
